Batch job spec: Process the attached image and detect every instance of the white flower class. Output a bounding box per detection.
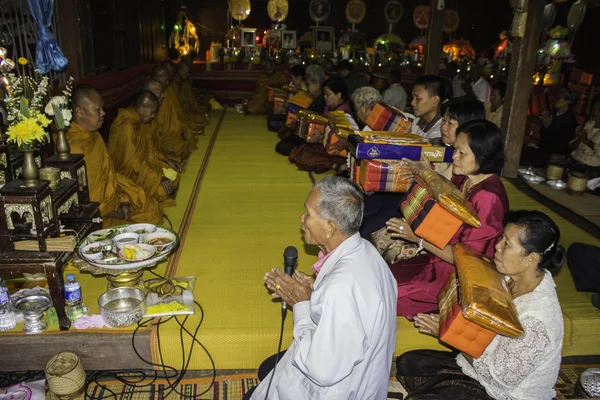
[44,96,66,116]
[62,109,72,124]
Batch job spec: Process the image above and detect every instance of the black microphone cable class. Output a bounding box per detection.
[263,306,286,400]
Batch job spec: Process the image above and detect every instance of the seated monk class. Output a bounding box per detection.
[161,60,203,140]
[151,65,193,159]
[246,59,289,115]
[172,58,209,132]
[108,91,178,207]
[67,84,163,227]
[140,78,184,168]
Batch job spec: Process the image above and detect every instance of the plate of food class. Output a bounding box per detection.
[87,228,119,242]
[81,241,113,261]
[79,225,180,270]
[124,223,157,235]
[142,232,177,252]
[119,243,156,262]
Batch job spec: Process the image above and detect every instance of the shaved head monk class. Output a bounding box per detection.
[108,91,179,207]
[67,84,162,227]
[150,65,196,158]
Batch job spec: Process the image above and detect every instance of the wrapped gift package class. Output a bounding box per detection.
[285,91,314,125]
[365,103,414,133]
[357,158,413,193]
[323,111,358,157]
[350,154,413,193]
[438,272,497,358]
[400,178,463,248]
[348,134,453,162]
[415,168,480,228]
[295,110,328,141]
[438,245,524,358]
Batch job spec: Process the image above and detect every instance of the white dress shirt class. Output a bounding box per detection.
[382,83,408,111]
[457,272,563,400]
[407,112,442,140]
[250,233,398,400]
[471,77,491,105]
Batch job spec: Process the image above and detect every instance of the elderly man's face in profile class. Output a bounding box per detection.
[300,189,328,246]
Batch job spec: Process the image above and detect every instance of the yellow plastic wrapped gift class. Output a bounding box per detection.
[453,244,524,338]
[356,131,429,144]
[411,164,481,228]
[327,110,356,139]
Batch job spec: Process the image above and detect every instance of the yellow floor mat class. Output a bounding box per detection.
[152,112,600,370]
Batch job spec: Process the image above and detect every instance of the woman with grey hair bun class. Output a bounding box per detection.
[352,86,383,127]
[248,176,398,400]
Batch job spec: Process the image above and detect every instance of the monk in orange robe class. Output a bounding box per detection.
[67,84,162,227]
[151,66,194,158]
[108,91,178,207]
[172,60,209,131]
[246,59,289,115]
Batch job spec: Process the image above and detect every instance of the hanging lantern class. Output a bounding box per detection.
[169,6,200,57]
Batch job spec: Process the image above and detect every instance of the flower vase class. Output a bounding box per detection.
[55,129,70,160]
[22,149,39,187]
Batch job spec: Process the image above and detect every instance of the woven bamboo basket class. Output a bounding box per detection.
[45,352,86,400]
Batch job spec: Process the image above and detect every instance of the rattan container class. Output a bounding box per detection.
[546,164,564,181]
[45,352,87,399]
[567,171,587,195]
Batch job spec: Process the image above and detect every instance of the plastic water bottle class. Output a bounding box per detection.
[64,274,85,321]
[0,277,16,331]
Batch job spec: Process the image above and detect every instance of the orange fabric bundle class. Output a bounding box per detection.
[357,159,414,193]
[400,178,462,248]
[365,103,413,134]
[413,166,481,228]
[323,111,356,157]
[287,91,313,109]
[454,244,524,338]
[438,272,497,358]
[438,244,524,358]
[295,110,327,141]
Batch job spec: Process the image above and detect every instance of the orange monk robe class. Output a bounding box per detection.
[246,71,289,115]
[150,93,191,160]
[172,75,209,129]
[161,84,198,153]
[67,122,163,227]
[164,84,198,150]
[107,107,177,207]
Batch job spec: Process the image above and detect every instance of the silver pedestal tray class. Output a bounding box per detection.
[14,294,52,334]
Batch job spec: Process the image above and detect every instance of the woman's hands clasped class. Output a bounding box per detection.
[414,313,440,337]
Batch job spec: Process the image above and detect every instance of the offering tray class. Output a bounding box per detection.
[77,225,179,271]
[73,225,179,291]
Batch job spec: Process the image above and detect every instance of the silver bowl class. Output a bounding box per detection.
[14,294,52,334]
[546,180,567,190]
[98,287,146,328]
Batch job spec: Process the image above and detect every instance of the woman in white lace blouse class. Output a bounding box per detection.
[396,210,565,400]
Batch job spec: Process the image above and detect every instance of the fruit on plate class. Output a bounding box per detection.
[122,243,153,260]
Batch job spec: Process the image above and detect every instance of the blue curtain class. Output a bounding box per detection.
[27,0,68,74]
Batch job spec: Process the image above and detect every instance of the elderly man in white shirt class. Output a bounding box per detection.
[247,177,398,400]
[469,64,491,105]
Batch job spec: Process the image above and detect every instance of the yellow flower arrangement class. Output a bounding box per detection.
[17,57,28,66]
[6,113,51,148]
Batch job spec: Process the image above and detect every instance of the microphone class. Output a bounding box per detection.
[281,246,298,318]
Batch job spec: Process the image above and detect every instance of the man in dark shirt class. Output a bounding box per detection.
[337,60,369,98]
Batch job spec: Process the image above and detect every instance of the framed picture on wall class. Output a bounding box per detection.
[241,28,257,47]
[312,26,335,53]
[281,30,297,49]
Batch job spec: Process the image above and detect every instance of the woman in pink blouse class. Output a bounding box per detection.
[386,120,509,317]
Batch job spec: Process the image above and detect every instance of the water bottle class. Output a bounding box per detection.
[0,277,16,331]
[64,274,85,321]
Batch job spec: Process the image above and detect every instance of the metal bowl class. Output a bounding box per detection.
[546,180,567,190]
[522,174,545,184]
[98,287,146,328]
